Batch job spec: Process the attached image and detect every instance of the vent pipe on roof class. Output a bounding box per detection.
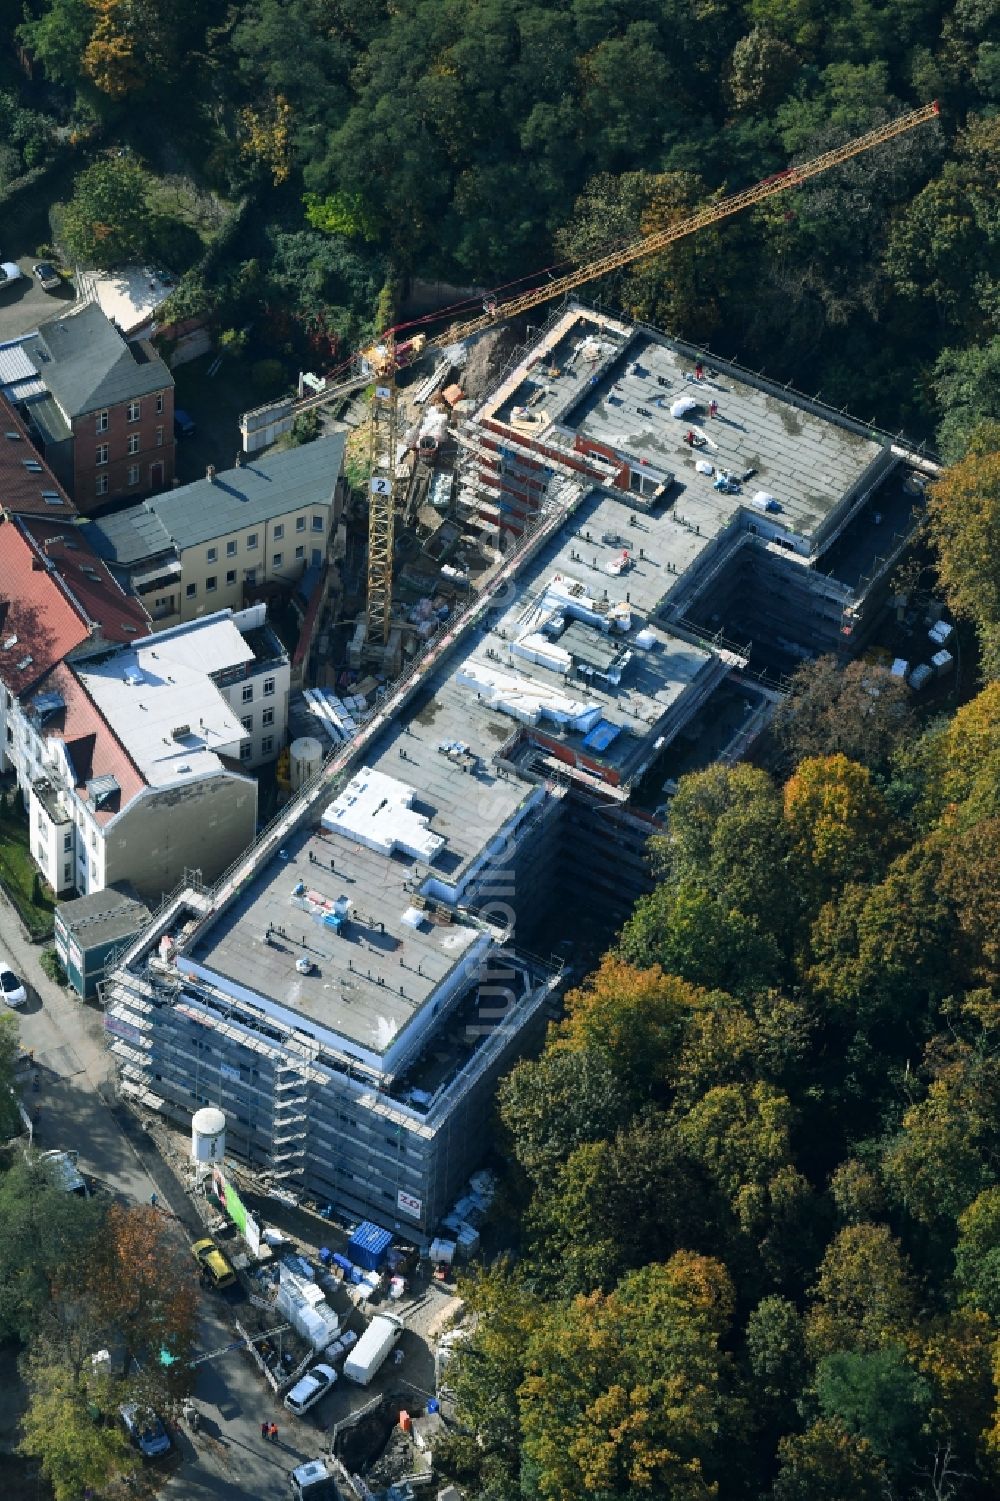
[206,465,216,483]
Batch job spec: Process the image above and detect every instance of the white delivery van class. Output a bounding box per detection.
[342,1313,403,1386]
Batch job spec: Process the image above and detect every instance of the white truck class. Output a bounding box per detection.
[290,1458,338,1498]
[341,1313,403,1386]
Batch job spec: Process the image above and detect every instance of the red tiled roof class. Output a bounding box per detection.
[0,393,76,518]
[18,516,151,645]
[35,661,146,825]
[0,515,90,695]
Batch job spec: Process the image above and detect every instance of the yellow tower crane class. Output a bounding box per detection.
[356,101,939,649]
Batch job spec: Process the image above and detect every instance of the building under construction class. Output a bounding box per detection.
[103,304,937,1237]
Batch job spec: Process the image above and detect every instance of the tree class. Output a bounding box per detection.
[772,1418,889,1501]
[17,0,94,92]
[772,655,913,774]
[59,156,154,267]
[620,881,785,998]
[727,28,800,114]
[450,1264,542,1494]
[926,441,1000,674]
[0,1009,21,1138]
[954,1189,1000,1319]
[815,1347,932,1469]
[523,1113,716,1297]
[498,1045,630,1186]
[81,1202,197,1404]
[745,1295,808,1424]
[675,1082,795,1235]
[783,754,890,904]
[554,956,694,1102]
[518,1254,736,1501]
[829,1160,886,1226]
[806,1223,916,1359]
[18,1355,134,1501]
[0,1157,103,1342]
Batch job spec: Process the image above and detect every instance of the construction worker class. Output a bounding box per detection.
[694,361,704,380]
[709,399,719,419]
[683,430,696,446]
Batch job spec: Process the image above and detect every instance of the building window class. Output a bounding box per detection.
[261,735,273,755]
[155,425,164,447]
[206,575,217,592]
[262,707,274,727]
[272,551,283,568]
[207,546,217,563]
[156,392,164,415]
[245,567,256,585]
[226,569,236,586]
[295,546,304,560]
[296,516,306,533]
[242,684,253,704]
[273,523,284,541]
[96,410,109,433]
[127,464,140,486]
[96,444,109,466]
[263,677,275,697]
[95,475,109,497]
[127,399,141,422]
[90,858,96,879]
[226,539,237,557]
[63,831,73,852]
[312,514,324,531]
[127,433,140,455]
[247,533,258,550]
[63,862,71,885]
[311,548,322,567]
[240,715,252,734]
[240,741,252,761]
[186,582,197,598]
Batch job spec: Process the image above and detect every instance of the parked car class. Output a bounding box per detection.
[192,1236,236,1289]
[0,262,24,292]
[32,261,61,292]
[173,408,196,438]
[1,968,27,1006]
[284,1361,337,1415]
[120,1403,171,1458]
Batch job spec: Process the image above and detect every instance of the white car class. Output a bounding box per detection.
[1,968,27,1006]
[283,1361,337,1415]
[0,262,24,292]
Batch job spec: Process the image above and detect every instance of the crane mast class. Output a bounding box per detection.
[361,100,939,650]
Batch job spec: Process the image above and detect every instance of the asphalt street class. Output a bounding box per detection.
[0,890,329,1498]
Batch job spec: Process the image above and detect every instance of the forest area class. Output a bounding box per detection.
[0,0,996,453]
[2,3,1000,1500]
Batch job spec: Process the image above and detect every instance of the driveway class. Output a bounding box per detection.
[0,255,77,342]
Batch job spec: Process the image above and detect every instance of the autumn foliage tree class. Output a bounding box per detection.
[926,440,1000,677]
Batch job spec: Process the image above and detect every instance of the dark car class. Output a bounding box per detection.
[32,262,61,292]
[173,409,196,439]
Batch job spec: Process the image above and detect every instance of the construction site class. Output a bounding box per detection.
[104,107,943,1241]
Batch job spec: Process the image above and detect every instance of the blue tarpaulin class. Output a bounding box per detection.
[581,719,622,753]
[347,1220,393,1272]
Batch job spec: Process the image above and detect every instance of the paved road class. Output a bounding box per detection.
[0,892,328,1498]
[0,255,77,342]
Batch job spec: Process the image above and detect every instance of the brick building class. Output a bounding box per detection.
[22,303,175,512]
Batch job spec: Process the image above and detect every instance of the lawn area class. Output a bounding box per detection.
[145,172,234,253]
[0,807,55,942]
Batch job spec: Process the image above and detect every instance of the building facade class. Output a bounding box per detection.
[17,303,175,511]
[84,435,346,628]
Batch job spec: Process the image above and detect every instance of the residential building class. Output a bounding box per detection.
[103,305,939,1238]
[84,435,346,627]
[12,303,174,510]
[54,885,152,999]
[18,609,288,902]
[0,392,76,521]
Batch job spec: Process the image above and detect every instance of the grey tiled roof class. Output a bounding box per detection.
[144,434,346,550]
[84,505,174,568]
[29,303,172,418]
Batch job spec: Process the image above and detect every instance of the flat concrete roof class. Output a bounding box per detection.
[190,817,484,1055]
[490,308,885,545]
[76,616,253,785]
